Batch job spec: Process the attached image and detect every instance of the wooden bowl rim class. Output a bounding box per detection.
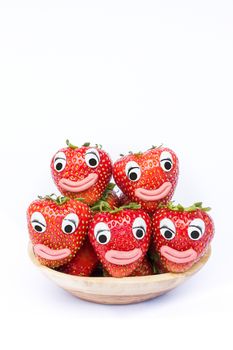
[28,242,211,285]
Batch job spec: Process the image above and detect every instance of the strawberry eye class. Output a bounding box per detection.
[132,217,146,240]
[94,222,111,244]
[85,148,100,168]
[188,218,205,240]
[31,212,47,233]
[62,213,79,234]
[54,152,66,172]
[160,218,176,240]
[125,161,141,182]
[160,151,173,172]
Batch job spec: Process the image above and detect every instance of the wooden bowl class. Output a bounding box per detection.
[28,243,211,305]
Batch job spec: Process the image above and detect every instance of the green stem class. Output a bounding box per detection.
[66,139,78,149]
[110,202,141,213]
[38,194,70,205]
[161,201,211,212]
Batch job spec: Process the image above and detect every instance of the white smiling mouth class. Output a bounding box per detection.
[59,173,98,193]
[135,182,172,201]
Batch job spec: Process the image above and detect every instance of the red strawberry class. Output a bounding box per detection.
[152,202,214,272]
[130,257,153,276]
[27,195,91,268]
[88,205,151,277]
[58,238,98,276]
[51,141,112,205]
[113,146,179,213]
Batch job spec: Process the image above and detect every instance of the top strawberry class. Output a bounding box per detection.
[51,141,112,205]
[113,146,179,212]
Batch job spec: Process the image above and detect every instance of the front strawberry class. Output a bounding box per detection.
[27,195,91,268]
[152,202,214,272]
[88,205,151,277]
[51,141,112,205]
[113,146,179,213]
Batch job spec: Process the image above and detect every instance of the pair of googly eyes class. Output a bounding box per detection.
[54,148,100,173]
[159,218,205,241]
[125,151,173,182]
[94,217,147,245]
[30,212,79,234]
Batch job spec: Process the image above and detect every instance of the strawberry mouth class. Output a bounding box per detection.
[59,173,98,193]
[160,246,197,264]
[105,248,142,265]
[135,182,172,201]
[34,244,71,261]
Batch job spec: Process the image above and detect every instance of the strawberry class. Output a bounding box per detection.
[152,202,214,272]
[58,238,98,276]
[27,195,91,268]
[51,140,112,205]
[113,146,179,213]
[88,204,151,277]
[130,257,153,276]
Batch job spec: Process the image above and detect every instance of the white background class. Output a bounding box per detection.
[0,1,232,349]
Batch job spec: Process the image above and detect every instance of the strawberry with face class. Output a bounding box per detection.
[51,141,112,205]
[88,206,151,277]
[113,147,179,212]
[152,203,214,272]
[27,195,91,268]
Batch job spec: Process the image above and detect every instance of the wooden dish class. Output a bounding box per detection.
[28,243,211,305]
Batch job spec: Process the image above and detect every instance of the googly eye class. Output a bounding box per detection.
[160,151,173,172]
[62,213,79,234]
[125,161,141,182]
[85,148,100,168]
[94,222,111,244]
[31,212,47,233]
[132,217,147,240]
[188,218,205,240]
[54,152,66,172]
[160,218,176,240]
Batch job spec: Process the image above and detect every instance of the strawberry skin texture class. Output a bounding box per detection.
[51,146,112,205]
[58,238,99,276]
[88,209,152,277]
[27,199,91,268]
[152,208,214,272]
[113,147,179,213]
[130,257,153,276]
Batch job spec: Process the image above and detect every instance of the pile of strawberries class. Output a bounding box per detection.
[27,140,214,278]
